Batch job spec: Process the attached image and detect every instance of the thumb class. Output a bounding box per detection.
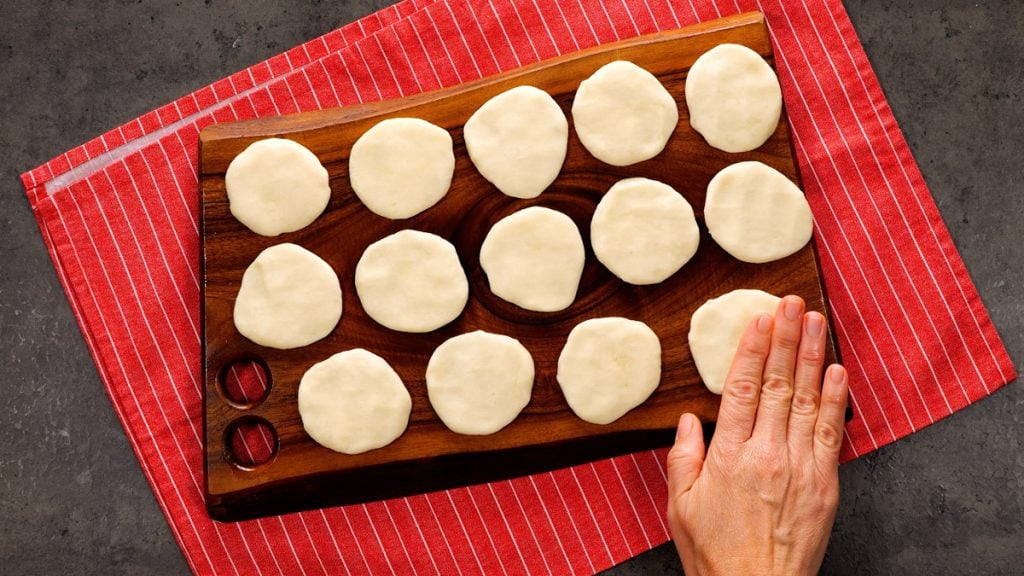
[666,413,706,502]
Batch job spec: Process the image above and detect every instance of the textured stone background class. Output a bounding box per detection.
[1,1,1020,574]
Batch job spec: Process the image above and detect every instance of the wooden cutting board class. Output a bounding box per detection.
[200,11,838,522]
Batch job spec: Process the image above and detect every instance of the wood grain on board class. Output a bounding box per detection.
[200,11,838,521]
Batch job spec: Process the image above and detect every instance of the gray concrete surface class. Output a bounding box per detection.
[1,1,1020,574]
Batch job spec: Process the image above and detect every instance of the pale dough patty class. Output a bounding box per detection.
[225,138,330,236]
[233,243,342,350]
[479,206,585,312]
[349,118,455,219]
[571,60,678,166]
[688,289,781,394]
[704,161,813,263]
[557,317,662,425]
[298,349,411,454]
[355,230,469,333]
[464,85,568,199]
[590,177,700,285]
[426,331,534,435]
[685,43,783,153]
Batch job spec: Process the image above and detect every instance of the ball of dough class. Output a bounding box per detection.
[688,289,781,394]
[233,243,342,349]
[686,43,783,153]
[298,349,411,454]
[704,161,813,263]
[355,230,468,333]
[571,60,679,166]
[225,138,330,236]
[349,118,455,219]
[479,206,585,312]
[590,177,700,285]
[464,85,568,199]
[426,331,534,435]
[557,317,662,425]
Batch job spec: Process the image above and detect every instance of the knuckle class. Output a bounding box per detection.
[725,375,760,403]
[775,328,802,350]
[737,335,766,357]
[762,372,794,397]
[790,389,819,415]
[815,422,844,450]
[800,345,825,366]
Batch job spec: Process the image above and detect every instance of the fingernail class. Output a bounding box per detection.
[830,364,847,384]
[784,297,803,320]
[756,313,773,333]
[805,313,824,337]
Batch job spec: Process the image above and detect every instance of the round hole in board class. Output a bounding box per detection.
[224,416,278,470]
[217,357,272,409]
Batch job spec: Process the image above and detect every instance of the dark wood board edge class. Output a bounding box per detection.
[200,148,213,504]
[197,12,767,152]
[207,426,678,522]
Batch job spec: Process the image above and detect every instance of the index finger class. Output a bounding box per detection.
[713,313,773,447]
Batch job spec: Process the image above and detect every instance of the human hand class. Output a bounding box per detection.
[666,295,849,576]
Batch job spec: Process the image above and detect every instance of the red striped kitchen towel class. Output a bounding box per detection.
[21,0,1016,575]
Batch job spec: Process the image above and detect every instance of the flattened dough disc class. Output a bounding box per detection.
[426,331,534,435]
[464,85,568,199]
[571,60,679,166]
[479,206,585,312]
[233,243,342,350]
[225,138,330,236]
[686,43,783,153]
[688,289,781,394]
[557,317,662,425]
[704,161,813,263]
[349,118,455,219]
[298,349,411,454]
[590,177,700,285]
[355,229,469,333]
